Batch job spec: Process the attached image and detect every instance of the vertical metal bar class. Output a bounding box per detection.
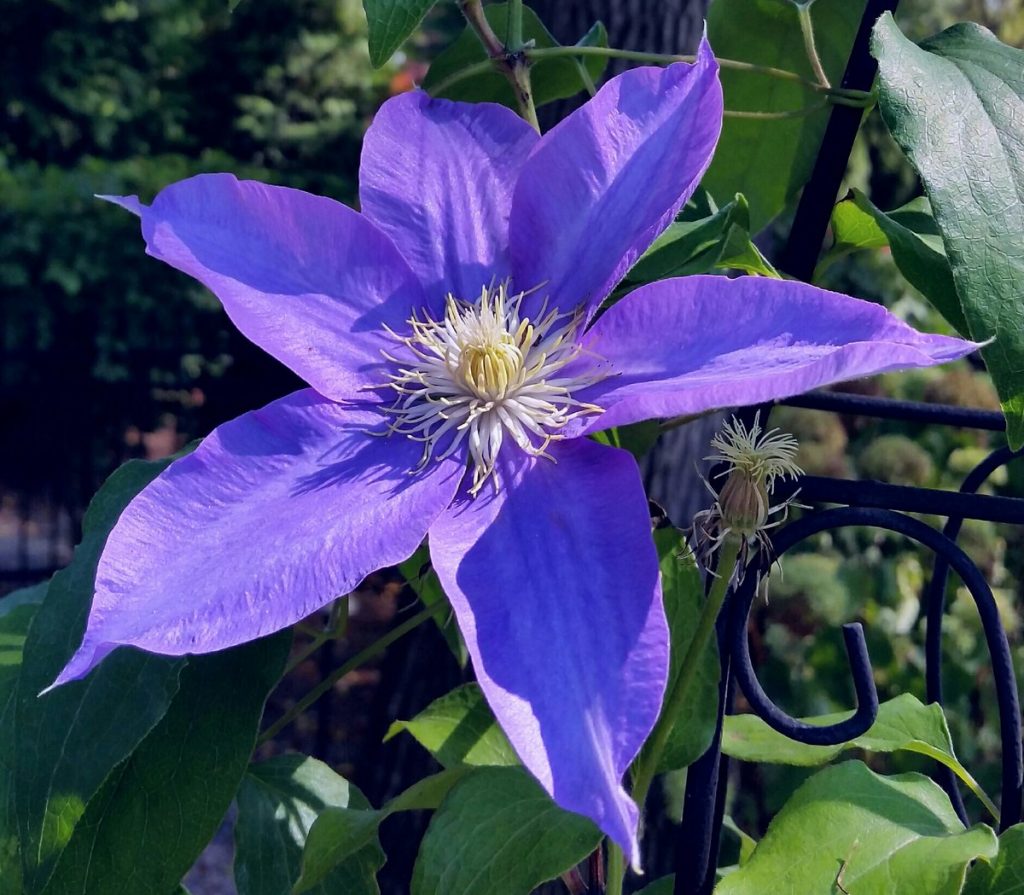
[673,595,735,895]
[778,0,900,281]
[925,446,1024,827]
[675,0,899,879]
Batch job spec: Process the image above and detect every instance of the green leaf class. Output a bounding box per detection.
[410,766,601,895]
[235,755,383,895]
[628,195,746,282]
[705,0,867,231]
[294,768,469,894]
[716,761,998,895]
[873,16,1024,446]
[589,421,661,461]
[722,815,757,866]
[716,224,781,278]
[384,766,473,813]
[721,693,996,819]
[42,630,290,895]
[627,193,779,283]
[964,824,1024,894]
[0,581,48,894]
[385,683,518,768]
[819,190,968,333]
[399,547,467,667]
[641,529,718,772]
[13,459,185,892]
[423,5,607,109]
[362,0,435,68]
[827,193,890,256]
[294,810,386,895]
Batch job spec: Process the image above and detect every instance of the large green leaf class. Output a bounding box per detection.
[964,824,1024,894]
[13,459,185,892]
[362,0,435,68]
[819,190,968,333]
[0,582,48,895]
[873,15,1024,446]
[235,755,383,895]
[639,529,719,773]
[385,683,519,768]
[410,766,601,895]
[423,4,607,109]
[705,0,866,231]
[627,193,778,283]
[716,761,997,895]
[293,767,470,894]
[42,630,289,895]
[721,693,995,817]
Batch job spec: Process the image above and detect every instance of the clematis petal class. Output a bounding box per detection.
[428,438,667,866]
[509,38,722,320]
[103,174,427,403]
[359,91,539,302]
[50,390,464,688]
[568,275,981,433]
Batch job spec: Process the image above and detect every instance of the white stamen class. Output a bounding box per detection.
[376,283,605,494]
[707,415,802,487]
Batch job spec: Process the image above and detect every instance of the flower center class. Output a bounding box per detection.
[458,342,522,401]
[378,283,605,494]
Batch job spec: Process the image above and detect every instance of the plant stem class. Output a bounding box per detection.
[457,0,539,131]
[283,597,349,676]
[723,100,828,120]
[603,541,741,895]
[427,46,873,108]
[796,2,831,88]
[458,0,504,56]
[428,59,496,96]
[659,409,714,433]
[257,600,448,744]
[574,57,598,97]
[506,0,524,51]
[606,843,626,895]
[511,61,541,132]
[632,540,741,824]
[526,46,868,101]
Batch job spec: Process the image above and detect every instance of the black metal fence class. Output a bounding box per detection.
[675,393,1024,894]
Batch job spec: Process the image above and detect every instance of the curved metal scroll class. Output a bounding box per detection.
[924,445,1024,827]
[731,505,1023,829]
[731,563,879,746]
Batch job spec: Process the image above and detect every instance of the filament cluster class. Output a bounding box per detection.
[377,283,605,493]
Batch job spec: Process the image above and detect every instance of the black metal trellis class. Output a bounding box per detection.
[672,0,1024,889]
[674,396,1024,894]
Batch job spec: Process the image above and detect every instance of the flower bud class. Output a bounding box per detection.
[692,413,803,577]
[717,469,770,539]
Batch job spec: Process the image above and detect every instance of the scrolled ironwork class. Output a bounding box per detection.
[924,444,1024,825]
[675,393,1024,895]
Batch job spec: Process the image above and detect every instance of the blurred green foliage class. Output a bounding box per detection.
[1,0,392,499]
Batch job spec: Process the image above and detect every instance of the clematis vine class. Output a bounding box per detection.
[50,40,979,865]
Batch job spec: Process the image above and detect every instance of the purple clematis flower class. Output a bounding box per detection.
[51,41,977,863]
